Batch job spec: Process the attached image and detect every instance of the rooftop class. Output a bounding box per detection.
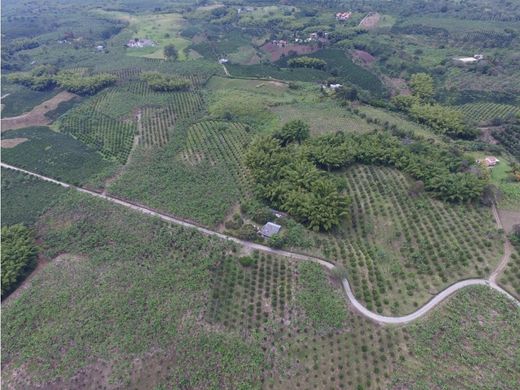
[260,222,281,238]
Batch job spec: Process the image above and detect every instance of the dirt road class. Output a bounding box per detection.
[2,162,518,324]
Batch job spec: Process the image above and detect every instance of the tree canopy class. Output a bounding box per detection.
[273,120,310,146]
[163,44,178,60]
[141,72,191,92]
[1,225,37,297]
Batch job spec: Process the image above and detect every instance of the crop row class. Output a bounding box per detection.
[492,124,520,158]
[183,120,253,197]
[456,102,520,123]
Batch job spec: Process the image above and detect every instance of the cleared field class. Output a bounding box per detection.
[456,102,520,124]
[1,83,60,117]
[1,91,77,131]
[1,168,67,226]
[271,102,375,135]
[1,126,118,186]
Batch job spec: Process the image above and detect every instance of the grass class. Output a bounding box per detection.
[1,126,118,186]
[1,168,68,226]
[102,11,191,60]
[392,286,520,389]
[271,101,376,136]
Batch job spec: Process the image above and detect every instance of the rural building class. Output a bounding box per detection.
[476,156,500,167]
[260,222,281,238]
[453,54,484,65]
[336,12,352,21]
[218,58,229,64]
[96,45,104,51]
[125,38,156,48]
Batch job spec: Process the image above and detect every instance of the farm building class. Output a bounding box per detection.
[218,58,229,64]
[336,12,352,21]
[260,222,281,238]
[476,156,500,167]
[453,54,484,65]
[272,40,288,47]
[125,38,156,48]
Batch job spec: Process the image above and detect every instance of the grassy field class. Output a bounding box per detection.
[271,101,375,135]
[92,10,191,60]
[1,168,68,226]
[1,126,118,186]
[393,286,520,389]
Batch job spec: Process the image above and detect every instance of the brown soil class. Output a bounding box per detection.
[382,75,411,96]
[1,91,77,132]
[1,137,28,148]
[352,49,375,65]
[498,209,520,233]
[359,12,381,29]
[479,126,502,144]
[261,43,318,62]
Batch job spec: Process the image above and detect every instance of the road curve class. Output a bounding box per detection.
[2,162,519,324]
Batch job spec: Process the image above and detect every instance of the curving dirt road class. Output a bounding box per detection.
[2,162,518,324]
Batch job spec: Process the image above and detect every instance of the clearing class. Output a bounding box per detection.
[1,91,77,132]
[359,12,381,29]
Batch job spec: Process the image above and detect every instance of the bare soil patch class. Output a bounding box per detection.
[382,75,411,96]
[498,209,520,233]
[352,49,375,65]
[1,91,77,132]
[1,138,28,148]
[359,12,381,29]
[479,126,502,144]
[261,43,318,62]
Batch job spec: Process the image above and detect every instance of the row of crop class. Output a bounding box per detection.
[300,165,499,315]
[456,102,520,123]
[492,124,520,158]
[183,120,253,197]
[58,105,135,163]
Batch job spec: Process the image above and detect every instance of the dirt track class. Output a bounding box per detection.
[1,162,518,324]
[1,91,77,132]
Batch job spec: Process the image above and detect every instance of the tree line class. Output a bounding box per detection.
[246,120,488,231]
[8,65,117,95]
[141,72,191,92]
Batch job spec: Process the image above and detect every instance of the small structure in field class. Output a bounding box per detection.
[125,38,156,48]
[476,156,500,167]
[96,45,104,51]
[218,58,229,64]
[260,222,281,238]
[336,12,352,21]
[272,40,287,47]
[453,54,484,65]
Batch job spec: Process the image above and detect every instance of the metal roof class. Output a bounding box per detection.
[260,222,281,237]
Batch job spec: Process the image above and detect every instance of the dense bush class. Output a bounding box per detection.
[55,72,117,95]
[246,136,350,232]
[1,225,37,297]
[141,72,191,92]
[287,56,327,70]
[238,256,256,267]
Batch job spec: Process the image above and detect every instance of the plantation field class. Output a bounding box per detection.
[1,192,264,388]
[57,82,205,161]
[226,63,330,82]
[393,286,520,389]
[499,245,520,300]
[1,127,118,186]
[289,165,503,316]
[353,104,443,140]
[397,16,518,33]
[493,124,520,160]
[108,122,242,226]
[1,168,68,226]
[456,102,520,124]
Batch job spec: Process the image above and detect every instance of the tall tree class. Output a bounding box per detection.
[163,44,178,60]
